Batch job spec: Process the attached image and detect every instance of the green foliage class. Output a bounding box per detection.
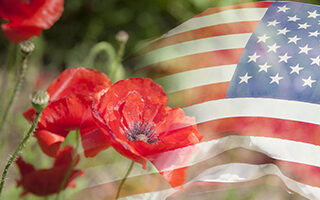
[0,0,277,71]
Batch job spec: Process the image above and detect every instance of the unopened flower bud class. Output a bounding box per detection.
[31,90,49,113]
[20,41,35,55]
[115,31,129,43]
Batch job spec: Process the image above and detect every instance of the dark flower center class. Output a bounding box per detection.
[126,122,158,144]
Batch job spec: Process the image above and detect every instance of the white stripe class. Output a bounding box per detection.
[151,136,320,173]
[121,163,320,200]
[133,33,251,69]
[136,7,267,54]
[163,8,267,38]
[183,98,320,125]
[120,188,176,200]
[155,64,236,93]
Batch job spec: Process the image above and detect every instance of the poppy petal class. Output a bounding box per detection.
[91,109,148,167]
[0,0,64,43]
[35,129,64,157]
[1,24,42,43]
[158,167,187,188]
[122,92,145,125]
[23,0,64,29]
[47,67,111,102]
[92,78,168,167]
[152,107,202,152]
[24,67,111,158]
[80,127,111,157]
[53,145,76,167]
[16,157,35,176]
[96,78,167,122]
[23,108,35,124]
[92,78,203,186]
[38,94,94,134]
[16,146,83,196]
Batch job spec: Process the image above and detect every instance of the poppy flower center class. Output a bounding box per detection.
[126,122,158,144]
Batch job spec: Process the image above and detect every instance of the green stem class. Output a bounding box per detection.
[85,41,116,73]
[0,43,17,105]
[0,120,12,163]
[55,131,80,200]
[0,51,30,137]
[110,42,126,82]
[0,111,42,198]
[115,160,135,199]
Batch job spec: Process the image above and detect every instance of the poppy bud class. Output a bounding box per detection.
[115,31,129,43]
[31,90,49,113]
[20,41,35,56]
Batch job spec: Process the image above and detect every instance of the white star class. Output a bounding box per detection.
[288,35,301,44]
[309,30,320,37]
[311,56,320,66]
[239,73,252,84]
[302,76,316,88]
[298,22,311,29]
[290,64,304,74]
[267,20,280,27]
[270,73,283,85]
[257,34,270,43]
[279,53,292,63]
[288,15,301,22]
[258,62,271,72]
[268,43,280,53]
[299,44,312,55]
[308,10,320,19]
[277,27,290,35]
[277,5,290,13]
[248,52,260,63]
[318,20,320,25]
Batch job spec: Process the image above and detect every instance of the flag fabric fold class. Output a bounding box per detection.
[80,1,320,199]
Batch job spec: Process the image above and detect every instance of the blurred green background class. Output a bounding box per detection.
[0,0,319,70]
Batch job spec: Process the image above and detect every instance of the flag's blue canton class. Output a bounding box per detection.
[226,1,320,104]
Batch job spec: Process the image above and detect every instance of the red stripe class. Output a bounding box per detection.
[194,2,273,18]
[135,49,243,78]
[168,82,230,108]
[134,21,259,57]
[277,160,320,188]
[198,117,320,146]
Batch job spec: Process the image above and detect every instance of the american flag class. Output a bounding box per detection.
[78,1,320,199]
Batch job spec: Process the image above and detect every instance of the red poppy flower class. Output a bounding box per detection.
[16,145,83,197]
[24,67,112,157]
[92,78,203,187]
[0,0,64,43]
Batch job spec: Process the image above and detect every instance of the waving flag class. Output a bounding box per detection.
[78,1,320,199]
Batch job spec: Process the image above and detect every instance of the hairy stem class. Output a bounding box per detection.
[0,111,41,198]
[115,160,135,199]
[0,51,30,137]
[0,43,17,105]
